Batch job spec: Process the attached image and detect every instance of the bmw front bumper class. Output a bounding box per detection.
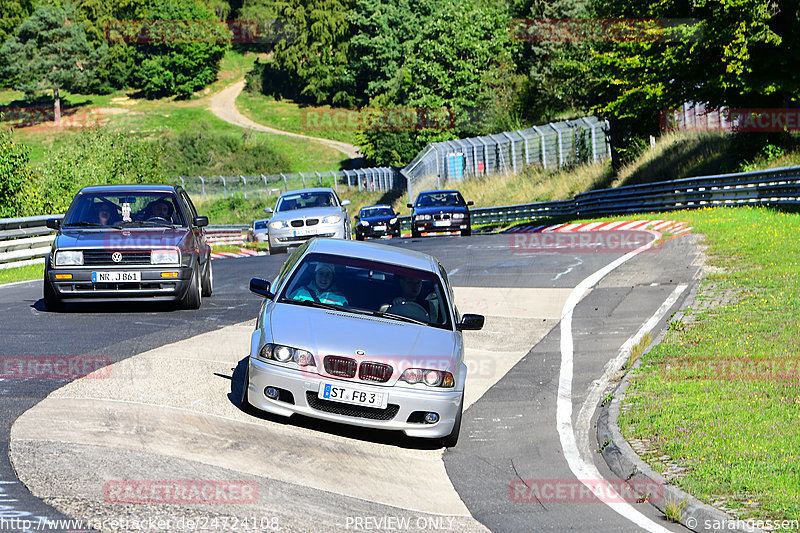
[246,358,462,438]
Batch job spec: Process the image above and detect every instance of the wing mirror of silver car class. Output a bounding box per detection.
[341,199,351,206]
[264,207,274,214]
[193,216,209,227]
[46,218,62,230]
[457,313,485,331]
[249,278,274,299]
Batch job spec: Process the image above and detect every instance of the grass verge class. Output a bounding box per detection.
[618,206,800,522]
[0,263,43,286]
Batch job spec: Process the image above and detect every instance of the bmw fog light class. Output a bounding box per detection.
[424,413,439,424]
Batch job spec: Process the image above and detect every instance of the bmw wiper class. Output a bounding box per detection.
[283,298,345,312]
[373,311,428,326]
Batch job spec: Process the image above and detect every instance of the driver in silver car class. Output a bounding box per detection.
[288,263,349,306]
[388,276,439,323]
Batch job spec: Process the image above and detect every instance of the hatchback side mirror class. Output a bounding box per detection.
[46,218,61,230]
[456,313,484,331]
[467,201,474,206]
[193,216,209,227]
[249,278,274,299]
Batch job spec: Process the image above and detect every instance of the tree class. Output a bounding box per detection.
[0,3,104,122]
[586,0,783,166]
[0,0,34,49]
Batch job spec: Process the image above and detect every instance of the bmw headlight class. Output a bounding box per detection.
[257,343,316,367]
[389,217,398,224]
[360,220,369,226]
[55,251,83,266]
[269,220,289,230]
[416,214,432,221]
[323,215,342,224]
[399,368,454,388]
[452,213,466,220]
[151,248,180,265]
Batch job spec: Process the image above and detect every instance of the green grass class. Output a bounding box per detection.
[236,90,359,145]
[618,206,800,522]
[0,263,43,285]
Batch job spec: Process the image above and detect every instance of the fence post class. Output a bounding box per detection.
[316,171,321,186]
[240,175,247,199]
[179,176,185,189]
[432,144,441,188]
[533,126,546,170]
[300,172,306,188]
[549,123,564,167]
[199,176,206,199]
[356,170,362,191]
[219,176,227,198]
[261,174,268,196]
[523,131,530,165]
[502,132,517,174]
[332,171,337,192]
[280,174,287,191]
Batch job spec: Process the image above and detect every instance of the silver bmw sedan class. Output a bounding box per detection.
[243,238,484,446]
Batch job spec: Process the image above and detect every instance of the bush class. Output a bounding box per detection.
[0,127,41,217]
[37,129,167,213]
[161,126,291,177]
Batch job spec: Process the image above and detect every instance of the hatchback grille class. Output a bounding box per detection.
[83,250,152,266]
[306,392,399,420]
[324,356,357,378]
[359,362,393,383]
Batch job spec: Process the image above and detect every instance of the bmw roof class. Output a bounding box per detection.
[305,238,439,273]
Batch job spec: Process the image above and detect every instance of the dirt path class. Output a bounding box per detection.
[208,79,361,160]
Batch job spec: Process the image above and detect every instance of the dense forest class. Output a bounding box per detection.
[1,0,798,216]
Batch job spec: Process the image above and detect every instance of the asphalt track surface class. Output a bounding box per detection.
[0,232,700,532]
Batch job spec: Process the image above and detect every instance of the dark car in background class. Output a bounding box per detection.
[43,184,212,311]
[408,190,473,238]
[354,204,400,240]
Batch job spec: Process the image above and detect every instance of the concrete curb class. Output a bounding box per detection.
[596,280,763,533]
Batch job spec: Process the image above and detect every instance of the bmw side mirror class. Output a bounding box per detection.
[193,216,209,227]
[354,215,360,221]
[406,203,413,209]
[341,199,351,206]
[467,201,474,206]
[264,207,274,215]
[46,218,61,230]
[249,278,274,299]
[457,313,484,331]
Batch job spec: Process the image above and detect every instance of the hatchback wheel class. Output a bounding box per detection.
[43,279,64,312]
[181,264,202,309]
[201,258,213,297]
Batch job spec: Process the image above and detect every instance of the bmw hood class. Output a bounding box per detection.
[269,207,344,223]
[55,228,188,249]
[267,302,461,375]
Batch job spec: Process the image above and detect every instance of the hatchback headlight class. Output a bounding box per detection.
[55,251,83,266]
[323,215,342,224]
[270,220,289,230]
[151,248,180,265]
[257,343,316,367]
[399,368,455,388]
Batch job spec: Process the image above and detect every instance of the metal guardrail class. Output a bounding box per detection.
[398,165,800,230]
[0,218,252,270]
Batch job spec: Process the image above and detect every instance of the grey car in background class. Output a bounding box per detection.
[243,238,485,447]
[264,188,351,254]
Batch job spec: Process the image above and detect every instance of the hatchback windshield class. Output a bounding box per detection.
[277,192,336,212]
[361,207,395,218]
[279,253,451,329]
[416,192,465,207]
[63,193,184,227]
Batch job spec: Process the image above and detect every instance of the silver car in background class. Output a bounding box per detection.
[264,188,351,254]
[243,238,484,447]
